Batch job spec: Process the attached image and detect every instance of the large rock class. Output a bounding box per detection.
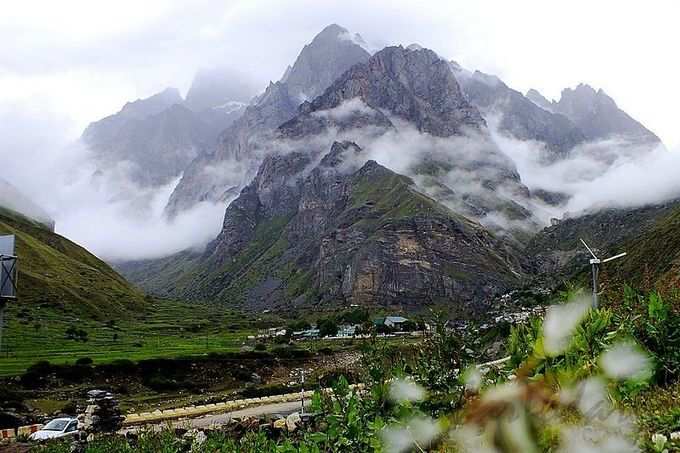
[286,412,301,432]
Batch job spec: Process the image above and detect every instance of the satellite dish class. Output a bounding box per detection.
[580,239,626,308]
[0,235,17,300]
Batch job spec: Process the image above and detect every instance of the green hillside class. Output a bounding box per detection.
[616,204,680,292]
[0,206,145,317]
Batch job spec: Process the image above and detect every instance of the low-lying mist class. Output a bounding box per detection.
[0,104,227,262]
[2,98,680,264]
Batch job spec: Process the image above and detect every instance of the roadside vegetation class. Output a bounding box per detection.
[26,287,680,452]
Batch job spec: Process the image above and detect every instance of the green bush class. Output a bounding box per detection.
[317,318,338,337]
[75,357,93,366]
[632,291,680,384]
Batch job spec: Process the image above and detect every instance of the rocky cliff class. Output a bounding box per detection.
[165,25,371,216]
[123,141,524,312]
[528,84,661,145]
[452,66,586,157]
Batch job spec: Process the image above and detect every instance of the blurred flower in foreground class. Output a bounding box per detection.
[600,342,651,380]
[450,425,498,453]
[463,366,482,392]
[543,297,590,356]
[652,433,668,452]
[382,417,441,453]
[560,426,638,453]
[389,378,426,403]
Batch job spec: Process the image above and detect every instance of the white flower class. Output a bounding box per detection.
[464,367,482,392]
[670,431,680,441]
[450,425,498,453]
[389,378,426,403]
[577,377,610,420]
[543,297,590,356]
[482,381,522,404]
[382,417,441,453]
[652,433,668,451]
[600,342,651,380]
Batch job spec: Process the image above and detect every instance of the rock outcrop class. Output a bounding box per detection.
[452,65,585,157]
[532,83,661,145]
[128,141,525,312]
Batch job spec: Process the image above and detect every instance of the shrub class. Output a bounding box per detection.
[64,326,88,342]
[75,357,93,366]
[318,318,338,337]
[254,342,267,351]
[633,291,680,384]
[21,360,52,387]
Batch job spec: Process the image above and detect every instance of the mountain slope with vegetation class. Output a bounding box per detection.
[0,206,144,317]
[121,142,524,312]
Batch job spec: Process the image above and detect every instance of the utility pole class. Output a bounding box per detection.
[590,257,600,308]
[0,301,5,357]
[300,369,305,414]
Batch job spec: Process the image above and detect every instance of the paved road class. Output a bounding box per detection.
[124,400,311,432]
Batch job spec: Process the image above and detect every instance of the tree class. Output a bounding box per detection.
[318,319,339,337]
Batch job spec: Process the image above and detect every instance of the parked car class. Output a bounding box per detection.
[29,417,79,441]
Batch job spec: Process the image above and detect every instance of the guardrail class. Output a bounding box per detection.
[123,391,315,425]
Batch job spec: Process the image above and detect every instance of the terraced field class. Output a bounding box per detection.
[0,299,261,376]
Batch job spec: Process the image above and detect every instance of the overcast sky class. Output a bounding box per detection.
[2,0,679,146]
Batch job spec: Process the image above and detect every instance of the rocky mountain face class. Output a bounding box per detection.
[281,24,371,103]
[525,88,555,112]
[528,84,661,145]
[300,46,485,136]
[278,46,535,232]
[105,24,667,315]
[122,141,524,311]
[165,24,372,215]
[452,66,585,157]
[124,44,540,310]
[83,88,243,187]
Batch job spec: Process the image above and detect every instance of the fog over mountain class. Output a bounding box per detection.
[1,12,679,265]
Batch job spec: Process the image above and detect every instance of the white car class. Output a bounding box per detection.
[29,418,79,441]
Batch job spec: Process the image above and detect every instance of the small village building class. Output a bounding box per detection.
[374,316,409,329]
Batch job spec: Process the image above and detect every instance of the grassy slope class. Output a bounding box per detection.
[616,205,680,292]
[0,207,144,317]
[0,298,260,376]
[0,207,265,376]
